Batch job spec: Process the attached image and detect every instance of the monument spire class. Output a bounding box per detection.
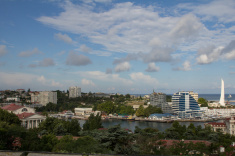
[219,79,225,106]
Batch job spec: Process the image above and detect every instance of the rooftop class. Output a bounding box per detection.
[16,112,35,119]
[1,104,23,111]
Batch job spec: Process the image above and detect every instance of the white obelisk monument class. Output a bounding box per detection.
[219,79,225,106]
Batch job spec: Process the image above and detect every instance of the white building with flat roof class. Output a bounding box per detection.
[69,86,81,98]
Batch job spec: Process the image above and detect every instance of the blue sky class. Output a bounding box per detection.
[0,0,235,94]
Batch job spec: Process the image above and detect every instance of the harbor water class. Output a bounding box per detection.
[78,119,209,132]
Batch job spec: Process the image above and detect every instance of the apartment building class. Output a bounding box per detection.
[69,86,81,98]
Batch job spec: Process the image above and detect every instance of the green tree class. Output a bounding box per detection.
[97,101,115,114]
[52,135,75,153]
[0,109,21,126]
[74,136,103,153]
[198,97,208,107]
[125,94,131,99]
[135,105,145,117]
[40,134,58,151]
[65,119,81,136]
[83,113,103,131]
[144,105,162,117]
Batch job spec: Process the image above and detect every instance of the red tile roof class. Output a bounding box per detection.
[1,104,23,111]
[16,112,35,119]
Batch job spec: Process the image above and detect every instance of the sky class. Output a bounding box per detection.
[0,0,235,94]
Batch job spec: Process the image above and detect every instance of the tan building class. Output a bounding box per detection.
[74,108,93,116]
[30,91,57,106]
[205,116,235,135]
[1,104,35,114]
[1,104,45,129]
[17,113,46,129]
[189,91,198,102]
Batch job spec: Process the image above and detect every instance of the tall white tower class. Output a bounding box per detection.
[219,79,225,106]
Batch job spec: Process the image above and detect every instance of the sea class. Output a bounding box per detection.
[134,94,235,105]
[198,94,235,105]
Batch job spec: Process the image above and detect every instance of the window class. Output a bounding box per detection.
[22,108,28,112]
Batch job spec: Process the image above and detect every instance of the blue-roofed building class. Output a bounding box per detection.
[172,91,202,118]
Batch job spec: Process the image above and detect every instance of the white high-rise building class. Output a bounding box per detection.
[219,79,225,106]
[69,86,81,98]
[39,91,57,106]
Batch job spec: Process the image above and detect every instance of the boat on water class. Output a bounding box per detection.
[126,115,135,121]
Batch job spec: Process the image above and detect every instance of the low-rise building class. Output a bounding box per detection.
[74,108,93,116]
[17,112,46,129]
[6,97,20,102]
[1,103,35,114]
[94,92,110,98]
[1,103,45,129]
[132,105,148,110]
[205,116,235,135]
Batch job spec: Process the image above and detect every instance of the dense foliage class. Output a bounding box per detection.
[135,105,162,117]
[1,114,235,155]
[83,113,103,131]
[0,108,21,126]
[198,97,208,107]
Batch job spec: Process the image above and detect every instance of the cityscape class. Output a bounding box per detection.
[1,0,235,155]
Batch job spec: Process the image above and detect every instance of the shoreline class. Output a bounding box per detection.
[72,115,221,123]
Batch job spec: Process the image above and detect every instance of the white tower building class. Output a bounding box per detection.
[219,79,225,106]
[69,86,81,98]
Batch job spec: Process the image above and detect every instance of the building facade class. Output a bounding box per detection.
[39,91,57,106]
[30,91,57,106]
[1,103,35,114]
[189,91,198,102]
[205,116,235,135]
[69,86,81,98]
[172,91,201,118]
[149,92,166,107]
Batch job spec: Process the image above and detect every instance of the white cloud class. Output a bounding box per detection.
[36,1,235,68]
[0,45,7,57]
[145,63,160,72]
[18,48,42,57]
[94,0,112,3]
[54,33,75,44]
[66,51,92,66]
[29,58,55,67]
[187,0,235,23]
[81,79,96,86]
[79,44,92,53]
[197,40,235,64]
[36,2,204,56]
[197,45,224,64]
[169,14,203,42]
[0,72,63,89]
[173,61,192,71]
[115,62,130,72]
[39,58,55,67]
[129,72,158,85]
[78,71,133,85]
